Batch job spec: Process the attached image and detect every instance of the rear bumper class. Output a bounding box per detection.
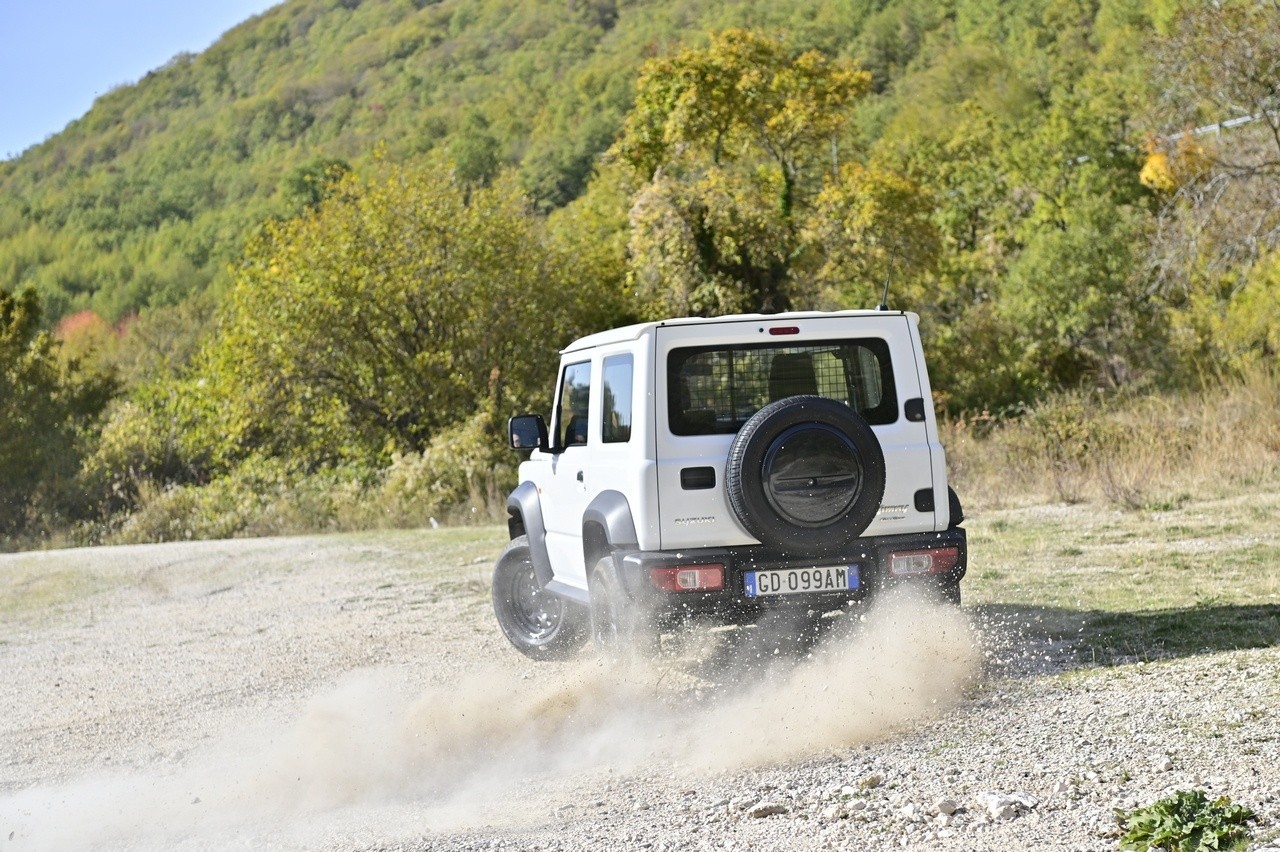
[609,528,967,625]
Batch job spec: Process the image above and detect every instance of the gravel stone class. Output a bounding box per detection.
[746,802,790,819]
[934,798,959,816]
[858,772,884,790]
[3,535,1280,852]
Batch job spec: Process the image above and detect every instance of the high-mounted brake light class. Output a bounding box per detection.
[650,565,725,592]
[768,326,800,335]
[888,547,960,577]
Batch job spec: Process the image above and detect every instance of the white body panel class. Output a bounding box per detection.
[653,313,943,550]
[522,337,660,594]
[522,310,949,585]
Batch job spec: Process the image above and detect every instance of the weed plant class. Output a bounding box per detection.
[1118,790,1255,852]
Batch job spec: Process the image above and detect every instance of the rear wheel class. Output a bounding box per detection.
[589,557,653,657]
[948,486,965,528]
[943,487,964,606]
[492,536,587,660]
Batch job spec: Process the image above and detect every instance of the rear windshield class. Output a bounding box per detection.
[668,338,897,435]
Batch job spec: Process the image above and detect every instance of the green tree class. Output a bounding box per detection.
[191,160,620,469]
[613,29,871,316]
[805,162,940,308]
[1002,176,1152,389]
[280,156,352,214]
[1,287,114,537]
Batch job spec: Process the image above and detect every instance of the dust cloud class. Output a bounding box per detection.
[0,591,981,851]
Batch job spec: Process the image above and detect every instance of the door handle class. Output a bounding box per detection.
[576,470,584,483]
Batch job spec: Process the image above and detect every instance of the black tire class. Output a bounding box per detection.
[492,536,587,660]
[948,486,965,528]
[725,395,886,556]
[938,579,962,607]
[589,557,651,656]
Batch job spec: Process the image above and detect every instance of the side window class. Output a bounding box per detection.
[556,361,592,448]
[601,354,633,444]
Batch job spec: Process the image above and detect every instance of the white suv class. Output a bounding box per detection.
[492,310,966,659]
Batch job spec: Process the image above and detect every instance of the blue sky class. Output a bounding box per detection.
[0,1,283,160]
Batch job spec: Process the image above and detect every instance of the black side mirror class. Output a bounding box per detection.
[508,414,548,450]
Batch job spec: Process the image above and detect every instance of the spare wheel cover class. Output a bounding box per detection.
[725,395,886,554]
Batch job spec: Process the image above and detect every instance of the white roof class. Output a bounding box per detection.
[560,309,913,353]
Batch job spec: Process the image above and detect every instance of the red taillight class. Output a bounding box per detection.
[888,547,960,577]
[649,565,725,592]
[768,326,800,335]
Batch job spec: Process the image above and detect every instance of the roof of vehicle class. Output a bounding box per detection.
[561,309,917,354]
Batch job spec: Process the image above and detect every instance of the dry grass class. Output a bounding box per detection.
[962,488,1280,665]
[944,367,1280,513]
[948,368,1280,664]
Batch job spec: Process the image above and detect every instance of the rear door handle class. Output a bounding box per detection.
[576,470,584,483]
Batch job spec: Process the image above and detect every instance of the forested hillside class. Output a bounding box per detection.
[0,0,895,321]
[2,0,1278,547]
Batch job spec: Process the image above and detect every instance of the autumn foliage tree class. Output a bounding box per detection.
[1,288,114,537]
[613,29,872,316]
[806,162,940,307]
[1146,0,1280,369]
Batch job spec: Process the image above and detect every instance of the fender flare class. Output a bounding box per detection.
[506,481,554,588]
[582,490,638,572]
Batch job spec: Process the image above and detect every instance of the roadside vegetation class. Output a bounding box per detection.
[2,0,1280,549]
[948,366,1280,514]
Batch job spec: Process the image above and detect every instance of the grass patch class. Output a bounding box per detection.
[0,561,124,618]
[964,487,1280,665]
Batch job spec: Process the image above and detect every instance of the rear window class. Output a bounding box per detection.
[668,339,897,435]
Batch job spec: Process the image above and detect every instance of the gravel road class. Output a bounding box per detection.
[2,530,1279,851]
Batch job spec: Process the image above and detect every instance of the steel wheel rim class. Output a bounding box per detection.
[510,561,562,639]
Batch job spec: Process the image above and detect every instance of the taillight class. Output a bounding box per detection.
[887,547,960,577]
[649,565,725,592]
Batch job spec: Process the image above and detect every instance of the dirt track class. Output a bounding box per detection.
[2,529,1279,851]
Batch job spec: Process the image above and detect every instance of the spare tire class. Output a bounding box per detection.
[726,395,885,556]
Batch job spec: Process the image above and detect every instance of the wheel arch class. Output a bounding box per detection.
[506,481,554,588]
[582,490,639,571]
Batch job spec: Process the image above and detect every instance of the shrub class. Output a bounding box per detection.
[1,287,115,542]
[378,408,516,527]
[943,367,1280,511]
[1118,790,1255,852]
[99,408,517,544]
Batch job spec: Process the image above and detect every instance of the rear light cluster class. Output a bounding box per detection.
[887,547,960,577]
[648,548,958,592]
[649,565,725,592]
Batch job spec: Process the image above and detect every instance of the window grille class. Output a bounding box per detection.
[668,339,897,435]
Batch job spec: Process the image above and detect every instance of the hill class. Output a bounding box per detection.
[0,0,895,322]
[3,0,1278,547]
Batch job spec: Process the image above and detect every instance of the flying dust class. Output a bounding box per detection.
[0,590,981,851]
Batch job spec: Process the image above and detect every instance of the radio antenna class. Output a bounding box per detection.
[877,246,897,311]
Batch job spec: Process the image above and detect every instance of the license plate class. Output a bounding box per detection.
[744,565,860,597]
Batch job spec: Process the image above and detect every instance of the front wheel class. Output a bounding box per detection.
[492,536,587,660]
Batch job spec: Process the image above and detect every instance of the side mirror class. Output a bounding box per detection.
[508,414,548,451]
